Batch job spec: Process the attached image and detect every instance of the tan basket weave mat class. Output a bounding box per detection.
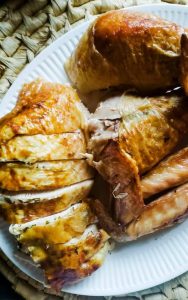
[1,0,188,299]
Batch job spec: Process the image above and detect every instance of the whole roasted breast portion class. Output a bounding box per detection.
[66,10,185,94]
[88,91,188,240]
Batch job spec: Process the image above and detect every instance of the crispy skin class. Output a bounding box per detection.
[28,226,109,265]
[11,202,96,246]
[0,160,94,191]
[0,132,86,163]
[119,93,188,174]
[0,80,87,143]
[126,183,188,240]
[181,33,188,96]
[66,11,184,93]
[45,241,110,289]
[0,180,93,224]
[142,147,188,199]
[90,93,188,174]
[88,92,188,232]
[10,202,110,289]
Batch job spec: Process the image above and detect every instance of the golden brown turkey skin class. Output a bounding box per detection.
[45,241,110,289]
[0,80,87,143]
[92,174,188,242]
[0,132,86,163]
[142,147,188,199]
[25,225,109,288]
[10,204,111,288]
[1,79,110,289]
[119,93,188,173]
[89,93,188,175]
[28,226,109,266]
[88,92,188,237]
[0,79,94,192]
[66,10,184,94]
[126,183,188,241]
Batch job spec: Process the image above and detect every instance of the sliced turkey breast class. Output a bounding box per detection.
[0,160,94,191]
[10,201,96,245]
[25,224,108,267]
[9,204,110,289]
[0,180,93,223]
[0,131,86,163]
[46,239,111,289]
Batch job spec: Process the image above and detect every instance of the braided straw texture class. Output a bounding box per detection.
[1,0,188,299]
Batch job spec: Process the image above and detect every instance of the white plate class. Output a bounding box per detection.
[0,4,188,297]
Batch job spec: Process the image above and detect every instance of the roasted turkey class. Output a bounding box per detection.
[65,10,188,94]
[1,9,188,291]
[0,79,111,289]
[88,91,188,242]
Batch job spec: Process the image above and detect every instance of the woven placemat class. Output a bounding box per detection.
[1,0,188,299]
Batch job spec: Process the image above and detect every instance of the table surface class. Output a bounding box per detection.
[0,273,22,300]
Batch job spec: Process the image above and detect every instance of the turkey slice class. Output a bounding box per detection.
[9,201,96,245]
[0,160,94,191]
[0,180,93,224]
[0,131,86,163]
[44,239,111,289]
[0,79,89,143]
